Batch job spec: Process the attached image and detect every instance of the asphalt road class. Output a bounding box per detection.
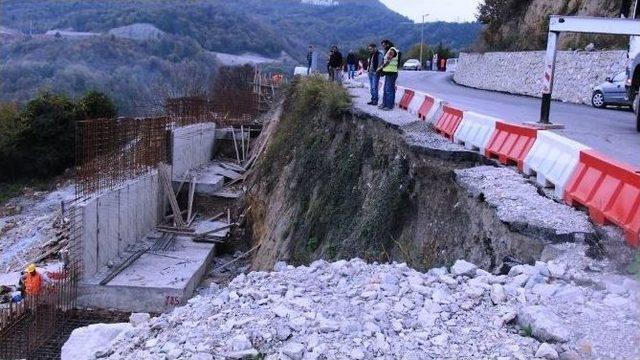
[394,71,639,167]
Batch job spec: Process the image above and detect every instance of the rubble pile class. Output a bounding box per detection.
[0,184,75,272]
[97,254,639,360]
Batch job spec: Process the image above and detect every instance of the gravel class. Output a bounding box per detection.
[91,256,640,360]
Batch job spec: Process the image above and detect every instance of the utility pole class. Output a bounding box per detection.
[419,14,429,70]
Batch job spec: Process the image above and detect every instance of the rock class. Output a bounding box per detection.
[281,342,305,360]
[490,284,507,304]
[603,294,629,307]
[431,333,449,347]
[517,306,571,343]
[558,349,581,360]
[585,43,595,52]
[349,348,366,359]
[547,262,566,278]
[129,313,150,327]
[228,334,253,351]
[535,343,559,359]
[274,261,288,272]
[61,323,132,360]
[450,260,478,277]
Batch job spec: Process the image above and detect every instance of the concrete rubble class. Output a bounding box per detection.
[89,254,639,360]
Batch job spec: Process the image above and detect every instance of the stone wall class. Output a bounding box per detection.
[453,51,627,105]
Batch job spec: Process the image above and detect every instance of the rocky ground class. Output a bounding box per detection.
[0,183,74,272]
[81,248,640,360]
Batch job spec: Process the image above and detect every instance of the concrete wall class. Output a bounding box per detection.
[171,123,216,179]
[79,172,161,279]
[453,50,628,105]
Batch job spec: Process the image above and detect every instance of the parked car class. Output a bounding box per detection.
[402,59,421,71]
[591,72,631,109]
[627,35,640,132]
[446,58,458,73]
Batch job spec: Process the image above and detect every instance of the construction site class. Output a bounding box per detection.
[0,65,284,359]
[0,70,638,359]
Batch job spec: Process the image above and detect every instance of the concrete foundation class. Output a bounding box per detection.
[79,172,161,279]
[171,123,216,180]
[77,219,228,313]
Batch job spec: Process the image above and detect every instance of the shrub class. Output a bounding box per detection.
[0,90,117,182]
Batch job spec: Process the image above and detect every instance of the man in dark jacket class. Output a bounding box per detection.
[328,45,343,84]
[306,45,314,75]
[367,43,384,105]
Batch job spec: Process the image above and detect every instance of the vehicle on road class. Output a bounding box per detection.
[402,59,421,71]
[627,36,640,131]
[591,72,631,108]
[446,58,458,73]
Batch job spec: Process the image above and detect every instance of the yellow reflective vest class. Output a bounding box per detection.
[382,47,399,73]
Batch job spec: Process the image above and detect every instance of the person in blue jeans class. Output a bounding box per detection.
[346,51,357,79]
[377,39,399,111]
[366,43,384,105]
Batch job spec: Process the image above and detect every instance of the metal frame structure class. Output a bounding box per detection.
[540,15,640,124]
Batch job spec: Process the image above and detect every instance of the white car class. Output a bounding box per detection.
[402,59,422,71]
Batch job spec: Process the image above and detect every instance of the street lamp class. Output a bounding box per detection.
[419,14,430,70]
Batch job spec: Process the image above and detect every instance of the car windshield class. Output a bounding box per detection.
[613,72,626,82]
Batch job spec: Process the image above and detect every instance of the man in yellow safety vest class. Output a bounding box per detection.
[376,39,399,111]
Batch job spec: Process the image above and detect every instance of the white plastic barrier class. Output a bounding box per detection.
[294,66,310,76]
[523,131,590,199]
[407,91,427,115]
[424,98,445,124]
[394,86,406,106]
[453,111,498,154]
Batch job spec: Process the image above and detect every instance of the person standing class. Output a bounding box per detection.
[346,50,357,79]
[23,263,51,297]
[328,45,343,84]
[377,39,399,111]
[367,43,384,106]
[306,45,314,75]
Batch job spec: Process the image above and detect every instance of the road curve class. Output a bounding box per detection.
[394,71,639,167]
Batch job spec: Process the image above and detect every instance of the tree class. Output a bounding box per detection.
[17,92,80,179]
[79,90,117,119]
[0,103,26,181]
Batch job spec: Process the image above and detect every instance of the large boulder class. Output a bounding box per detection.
[517,306,570,343]
[61,323,132,360]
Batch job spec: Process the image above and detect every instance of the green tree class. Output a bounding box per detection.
[79,90,117,119]
[17,92,80,179]
[0,103,27,181]
[403,43,431,66]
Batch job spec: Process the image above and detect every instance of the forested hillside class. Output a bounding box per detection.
[1,0,481,115]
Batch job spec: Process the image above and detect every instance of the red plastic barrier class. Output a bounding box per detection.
[399,89,415,110]
[485,121,537,170]
[564,150,640,247]
[418,96,435,121]
[434,105,463,140]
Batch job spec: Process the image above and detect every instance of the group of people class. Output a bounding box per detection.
[309,40,399,111]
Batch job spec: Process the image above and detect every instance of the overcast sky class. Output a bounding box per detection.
[379,0,482,23]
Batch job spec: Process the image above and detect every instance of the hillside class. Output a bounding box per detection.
[476,0,632,51]
[0,0,481,115]
[2,0,480,58]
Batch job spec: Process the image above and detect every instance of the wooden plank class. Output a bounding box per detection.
[187,175,196,222]
[231,127,240,164]
[159,164,185,227]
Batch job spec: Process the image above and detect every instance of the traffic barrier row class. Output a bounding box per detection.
[358,79,639,248]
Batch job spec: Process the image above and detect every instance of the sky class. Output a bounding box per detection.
[379,0,482,23]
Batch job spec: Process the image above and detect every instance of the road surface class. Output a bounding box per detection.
[393,71,639,167]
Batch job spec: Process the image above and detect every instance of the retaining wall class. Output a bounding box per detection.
[79,172,161,279]
[453,50,627,105]
[171,123,216,179]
